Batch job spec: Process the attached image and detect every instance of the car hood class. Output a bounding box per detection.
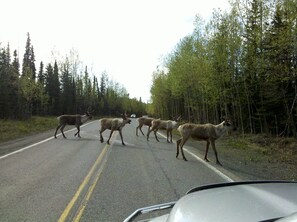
[153,182,297,222]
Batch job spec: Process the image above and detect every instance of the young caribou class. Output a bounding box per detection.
[176,120,233,166]
[136,116,154,136]
[99,114,131,145]
[147,116,182,143]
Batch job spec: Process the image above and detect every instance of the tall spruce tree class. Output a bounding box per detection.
[60,58,73,113]
[52,61,60,114]
[22,32,36,80]
[8,48,20,118]
[0,45,10,118]
[20,33,37,116]
[12,50,19,73]
[37,61,44,85]
[44,62,60,115]
[45,63,54,114]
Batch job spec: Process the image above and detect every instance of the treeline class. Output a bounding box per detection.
[150,0,297,136]
[0,33,146,119]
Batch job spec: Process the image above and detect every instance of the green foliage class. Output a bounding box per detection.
[150,0,297,136]
[0,116,57,143]
[0,34,147,120]
[22,32,36,79]
[150,70,170,118]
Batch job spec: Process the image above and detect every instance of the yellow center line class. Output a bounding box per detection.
[57,144,109,222]
[72,154,107,222]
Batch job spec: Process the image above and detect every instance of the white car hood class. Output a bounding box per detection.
[165,182,297,222]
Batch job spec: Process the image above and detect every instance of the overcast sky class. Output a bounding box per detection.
[1,0,230,102]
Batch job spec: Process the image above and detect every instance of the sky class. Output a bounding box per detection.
[1,0,230,102]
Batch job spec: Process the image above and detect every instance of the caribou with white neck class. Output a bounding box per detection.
[147,115,182,143]
[176,120,234,166]
[99,114,131,145]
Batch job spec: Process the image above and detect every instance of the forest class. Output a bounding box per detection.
[0,33,147,120]
[150,0,297,137]
[1,0,297,138]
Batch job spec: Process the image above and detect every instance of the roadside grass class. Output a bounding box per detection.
[0,116,57,143]
[223,134,297,163]
[0,115,102,144]
[173,128,297,179]
[220,134,297,179]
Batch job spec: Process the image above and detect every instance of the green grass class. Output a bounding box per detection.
[223,133,297,163]
[0,116,57,143]
[223,137,248,150]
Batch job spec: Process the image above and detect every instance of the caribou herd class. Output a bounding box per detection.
[54,112,234,165]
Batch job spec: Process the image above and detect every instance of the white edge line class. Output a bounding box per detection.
[0,121,94,160]
[0,137,54,160]
[156,131,234,182]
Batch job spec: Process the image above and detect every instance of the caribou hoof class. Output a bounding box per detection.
[216,161,223,166]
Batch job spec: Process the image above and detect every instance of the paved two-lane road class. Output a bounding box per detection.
[0,118,235,222]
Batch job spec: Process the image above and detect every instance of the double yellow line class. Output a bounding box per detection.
[58,141,111,222]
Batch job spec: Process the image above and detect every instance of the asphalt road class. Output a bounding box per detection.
[0,118,236,222]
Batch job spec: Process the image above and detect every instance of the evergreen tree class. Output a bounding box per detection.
[35,61,48,115]
[22,32,36,80]
[37,61,44,85]
[8,49,20,119]
[12,50,19,73]
[100,71,109,114]
[0,44,21,119]
[30,45,36,80]
[1,33,146,119]
[52,61,60,114]
[60,58,74,113]
[45,63,54,114]
[0,45,10,118]
[83,66,92,110]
